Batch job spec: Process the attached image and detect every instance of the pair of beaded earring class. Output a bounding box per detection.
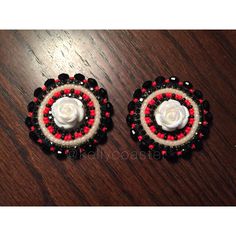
[25,73,212,160]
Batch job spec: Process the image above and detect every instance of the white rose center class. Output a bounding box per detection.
[154,99,189,132]
[51,97,85,129]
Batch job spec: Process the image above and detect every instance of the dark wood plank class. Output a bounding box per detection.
[0,30,235,206]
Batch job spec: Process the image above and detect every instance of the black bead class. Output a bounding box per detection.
[128,101,135,111]
[106,102,113,114]
[84,143,96,154]
[41,143,51,154]
[155,76,165,84]
[27,102,36,112]
[201,126,209,137]
[44,79,56,88]
[74,73,85,82]
[194,89,203,99]
[69,148,81,160]
[126,114,133,126]
[203,100,210,110]
[194,139,202,150]
[130,129,138,142]
[88,78,98,87]
[142,80,152,89]
[95,130,107,144]
[25,117,32,128]
[183,81,193,89]
[181,147,192,160]
[139,140,149,152]
[166,151,178,163]
[29,131,38,142]
[58,73,69,83]
[98,88,108,99]
[133,89,142,99]
[169,76,179,83]
[34,87,44,99]
[56,149,67,160]
[205,111,213,123]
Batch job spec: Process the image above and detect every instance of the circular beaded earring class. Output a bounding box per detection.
[25,73,113,160]
[127,76,212,161]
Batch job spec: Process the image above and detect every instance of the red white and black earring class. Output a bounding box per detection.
[25,73,113,159]
[127,76,212,161]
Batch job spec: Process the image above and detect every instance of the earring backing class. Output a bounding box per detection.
[25,73,113,160]
[127,76,212,161]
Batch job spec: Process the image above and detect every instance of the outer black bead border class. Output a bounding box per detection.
[25,73,113,160]
[126,76,212,161]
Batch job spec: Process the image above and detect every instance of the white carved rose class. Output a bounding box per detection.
[154,99,189,132]
[51,97,84,129]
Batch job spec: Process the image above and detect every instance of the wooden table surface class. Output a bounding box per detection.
[0,30,235,206]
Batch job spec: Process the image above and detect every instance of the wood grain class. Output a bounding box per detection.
[0,30,235,206]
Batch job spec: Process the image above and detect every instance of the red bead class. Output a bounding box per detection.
[43,107,50,114]
[141,88,147,93]
[178,81,183,86]
[199,99,203,104]
[185,100,191,106]
[177,151,182,156]
[83,94,89,100]
[189,89,194,93]
[133,98,138,103]
[102,98,108,104]
[50,147,55,152]
[33,97,38,102]
[175,94,183,100]
[84,126,90,134]
[203,121,208,126]
[28,112,33,117]
[149,144,154,150]
[156,94,163,100]
[129,111,134,116]
[166,93,172,98]
[90,110,96,116]
[131,124,136,128]
[74,90,81,95]
[88,101,94,107]
[30,126,35,131]
[37,139,43,143]
[165,79,170,83]
[148,99,155,106]
[189,108,194,116]
[54,92,61,97]
[75,132,82,138]
[42,86,47,91]
[55,133,62,139]
[43,117,49,124]
[145,117,151,124]
[161,150,167,155]
[69,77,74,80]
[47,98,54,105]
[95,86,100,91]
[145,107,150,115]
[138,136,143,141]
[88,119,95,125]
[150,126,156,133]
[102,127,107,132]
[64,89,70,94]
[152,81,157,87]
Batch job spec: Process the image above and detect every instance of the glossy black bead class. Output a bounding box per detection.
[106,102,113,114]
[139,140,149,152]
[194,89,203,99]
[85,143,96,154]
[194,139,202,150]
[200,126,209,137]
[56,149,67,160]
[133,89,142,99]
[128,101,135,111]
[88,78,98,87]
[95,130,107,144]
[203,100,210,110]
[27,102,36,112]
[34,87,44,99]
[98,88,108,98]
[130,129,138,142]
[69,148,81,160]
[126,114,133,126]
[165,151,178,163]
[25,117,32,128]
[58,73,69,83]
[183,81,193,89]
[181,147,192,160]
[205,111,213,123]
[74,73,85,82]
[142,80,152,89]
[155,76,165,84]
[44,79,56,88]
[169,76,179,83]
[29,131,38,142]
[41,143,51,154]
